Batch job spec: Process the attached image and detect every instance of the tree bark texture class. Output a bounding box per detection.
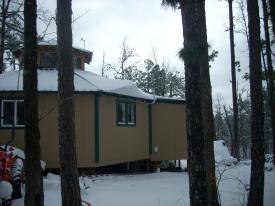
[262,0,275,165]
[180,0,208,205]
[269,0,275,37]
[247,0,265,205]
[228,0,240,160]
[23,0,44,205]
[198,22,220,206]
[193,3,220,206]
[57,0,81,205]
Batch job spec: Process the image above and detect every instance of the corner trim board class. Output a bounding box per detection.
[148,104,152,155]
[94,93,100,162]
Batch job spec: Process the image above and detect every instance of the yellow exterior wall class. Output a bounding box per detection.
[151,102,187,161]
[0,92,187,168]
[96,95,149,167]
[39,94,95,168]
[0,93,94,168]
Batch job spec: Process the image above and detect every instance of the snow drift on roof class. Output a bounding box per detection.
[38,39,92,55]
[0,69,154,100]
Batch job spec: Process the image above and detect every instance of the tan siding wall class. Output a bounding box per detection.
[39,94,95,168]
[75,95,94,167]
[151,103,187,161]
[0,93,95,168]
[0,129,24,152]
[96,96,149,167]
[38,94,59,167]
[0,92,187,168]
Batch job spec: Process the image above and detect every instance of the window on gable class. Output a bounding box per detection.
[39,53,57,68]
[116,100,136,126]
[1,100,24,128]
[76,57,82,69]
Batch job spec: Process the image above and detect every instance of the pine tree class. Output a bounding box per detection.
[23,0,44,205]
[180,1,209,204]
[0,0,24,72]
[162,0,219,205]
[57,0,81,205]
[0,0,11,73]
[228,0,240,160]
[269,0,275,37]
[262,0,275,165]
[247,0,265,205]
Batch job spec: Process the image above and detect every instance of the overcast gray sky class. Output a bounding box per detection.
[37,0,250,106]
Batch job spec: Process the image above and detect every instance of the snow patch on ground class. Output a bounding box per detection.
[9,141,275,205]
[12,166,275,206]
[180,160,187,170]
[214,140,237,166]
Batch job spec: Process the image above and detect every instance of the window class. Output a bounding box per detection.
[76,57,82,69]
[127,103,135,125]
[116,100,136,126]
[1,100,24,127]
[39,53,57,68]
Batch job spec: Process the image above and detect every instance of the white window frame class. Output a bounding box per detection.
[1,100,24,128]
[116,100,136,126]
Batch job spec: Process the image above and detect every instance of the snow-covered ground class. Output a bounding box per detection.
[12,164,275,206]
[10,141,275,206]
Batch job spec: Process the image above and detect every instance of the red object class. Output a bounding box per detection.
[0,149,16,206]
[0,150,16,182]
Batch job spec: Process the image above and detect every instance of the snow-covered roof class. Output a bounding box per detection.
[155,95,185,102]
[0,69,155,100]
[38,39,92,55]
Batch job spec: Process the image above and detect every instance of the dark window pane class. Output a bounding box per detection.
[76,57,82,69]
[2,101,14,126]
[117,103,126,124]
[127,103,135,124]
[16,101,24,126]
[39,53,57,68]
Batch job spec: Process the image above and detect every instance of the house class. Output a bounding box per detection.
[0,40,187,171]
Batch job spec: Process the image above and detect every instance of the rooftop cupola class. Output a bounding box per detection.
[14,39,93,70]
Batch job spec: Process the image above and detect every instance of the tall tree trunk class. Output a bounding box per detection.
[180,0,208,205]
[185,1,219,203]
[200,50,220,205]
[247,0,265,205]
[269,0,275,37]
[198,7,220,206]
[228,0,240,160]
[223,106,234,155]
[262,0,275,165]
[57,0,81,205]
[23,0,44,205]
